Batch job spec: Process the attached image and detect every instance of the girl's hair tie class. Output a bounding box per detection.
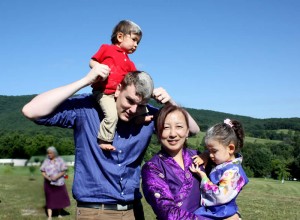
[224,118,233,127]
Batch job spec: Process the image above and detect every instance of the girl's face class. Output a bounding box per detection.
[117,33,141,54]
[206,139,234,165]
[160,110,189,156]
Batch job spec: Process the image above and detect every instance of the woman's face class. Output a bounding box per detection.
[160,110,189,156]
[47,150,55,160]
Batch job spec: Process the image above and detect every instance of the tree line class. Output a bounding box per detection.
[1,129,299,181]
[0,95,300,180]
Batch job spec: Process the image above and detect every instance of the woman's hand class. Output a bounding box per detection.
[152,87,172,104]
[45,175,52,181]
[192,151,210,167]
[50,175,58,181]
[192,155,204,166]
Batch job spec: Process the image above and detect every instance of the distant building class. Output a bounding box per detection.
[27,155,75,167]
[0,155,75,167]
[0,159,27,166]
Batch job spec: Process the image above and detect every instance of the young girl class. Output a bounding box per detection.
[90,20,149,151]
[190,118,249,219]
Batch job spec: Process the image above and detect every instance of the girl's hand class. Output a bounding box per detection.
[189,164,207,179]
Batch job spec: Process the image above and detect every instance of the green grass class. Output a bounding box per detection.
[187,132,282,147]
[1,166,300,219]
[237,178,300,219]
[244,136,282,144]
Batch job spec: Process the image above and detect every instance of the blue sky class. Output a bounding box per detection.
[1,0,299,119]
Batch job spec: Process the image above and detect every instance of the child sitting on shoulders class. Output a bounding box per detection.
[90,20,148,151]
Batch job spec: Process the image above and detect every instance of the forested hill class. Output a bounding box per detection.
[0,95,72,137]
[1,94,300,138]
[1,95,300,180]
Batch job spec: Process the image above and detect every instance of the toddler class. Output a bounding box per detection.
[90,20,145,151]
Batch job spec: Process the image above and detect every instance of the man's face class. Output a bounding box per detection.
[115,84,147,122]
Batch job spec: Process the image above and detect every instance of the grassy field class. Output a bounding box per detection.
[187,132,282,147]
[0,166,300,219]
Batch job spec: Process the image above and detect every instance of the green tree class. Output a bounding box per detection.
[243,143,272,177]
[272,159,290,183]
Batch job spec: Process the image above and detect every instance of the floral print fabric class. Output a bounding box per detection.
[40,157,68,186]
[194,156,249,219]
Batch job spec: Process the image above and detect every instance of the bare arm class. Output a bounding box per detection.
[89,58,98,69]
[41,171,51,181]
[22,63,110,120]
[152,87,200,135]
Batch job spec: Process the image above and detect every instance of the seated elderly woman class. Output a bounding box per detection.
[141,104,239,220]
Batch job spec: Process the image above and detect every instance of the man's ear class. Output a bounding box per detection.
[115,84,121,98]
[228,144,235,154]
[116,32,124,43]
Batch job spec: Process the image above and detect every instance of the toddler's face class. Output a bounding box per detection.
[119,33,141,54]
[206,139,232,165]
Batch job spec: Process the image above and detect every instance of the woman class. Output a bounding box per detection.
[40,146,70,219]
[141,104,239,220]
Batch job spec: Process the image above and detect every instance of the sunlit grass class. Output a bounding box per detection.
[1,167,300,219]
[187,132,282,147]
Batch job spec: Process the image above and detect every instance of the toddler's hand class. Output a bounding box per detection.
[99,143,116,151]
[134,115,154,124]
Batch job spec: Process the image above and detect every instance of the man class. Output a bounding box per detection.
[22,63,200,220]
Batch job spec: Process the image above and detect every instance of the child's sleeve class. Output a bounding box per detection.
[200,167,247,206]
[91,44,108,63]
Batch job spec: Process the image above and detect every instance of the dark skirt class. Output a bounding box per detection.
[44,180,71,209]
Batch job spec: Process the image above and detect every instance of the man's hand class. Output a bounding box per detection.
[86,63,110,85]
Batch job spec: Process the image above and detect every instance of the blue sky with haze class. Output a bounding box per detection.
[1,0,299,119]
